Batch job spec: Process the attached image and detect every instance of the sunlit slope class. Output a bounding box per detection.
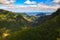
[6,8,60,40]
[0,9,32,30]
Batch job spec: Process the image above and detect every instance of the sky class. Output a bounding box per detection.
[0,0,60,12]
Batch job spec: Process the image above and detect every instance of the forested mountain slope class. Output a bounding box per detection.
[6,8,60,40]
[0,9,31,30]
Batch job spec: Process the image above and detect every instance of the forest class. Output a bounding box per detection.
[0,8,60,40]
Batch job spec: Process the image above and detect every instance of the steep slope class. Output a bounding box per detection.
[32,9,60,26]
[6,8,60,40]
[32,13,50,26]
[20,13,37,22]
[51,8,60,17]
[36,8,60,40]
[0,9,31,30]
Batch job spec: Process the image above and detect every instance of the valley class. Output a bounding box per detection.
[0,8,60,40]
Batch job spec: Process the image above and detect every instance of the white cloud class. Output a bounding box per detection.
[53,0,60,4]
[0,0,60,12]
[53,0,60,3]
[38,3,60,9]
[0,0,15,5]
[24,0,37,5]
[4,4,59,12]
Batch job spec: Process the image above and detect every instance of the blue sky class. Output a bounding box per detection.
[15,0,53,5]
[0,0,60,12]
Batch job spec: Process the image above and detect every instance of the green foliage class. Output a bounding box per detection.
[6,28,41,40]
[0,9,60,40]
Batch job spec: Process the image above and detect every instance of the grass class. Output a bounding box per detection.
[57,38,60,40]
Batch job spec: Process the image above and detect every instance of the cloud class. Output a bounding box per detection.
[24,0,37,5]
[0,0,15,5]
[53,0,60,4]
[37,4,58,12]
[38,2,60,8]
[0,0,60,12]
[4,4,59,12]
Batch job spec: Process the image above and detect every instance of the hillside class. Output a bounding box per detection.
[0,8,60,40]
[0,9,32,30]
[37,8,60,40]
[5,8,60,40]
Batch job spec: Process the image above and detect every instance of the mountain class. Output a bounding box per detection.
[36,13,46,17]
[0,8,60,40]
[0,9,32,30]
[32,13,50,26]
[36,8,60,40]
[32,9,60,26]
[6,8,60,40]
[52,8,60,17]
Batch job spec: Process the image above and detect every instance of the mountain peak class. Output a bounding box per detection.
[0,9,9,12]
[0,9,4,12]
[56,8,60,12]
[52,8,60,17]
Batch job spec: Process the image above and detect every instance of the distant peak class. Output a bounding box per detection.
[56,8,60,12]
[0,9,4,12]
[52,8,60,17]
[0,9,8,12]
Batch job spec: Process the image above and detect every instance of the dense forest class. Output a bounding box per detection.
[0,8,60,40]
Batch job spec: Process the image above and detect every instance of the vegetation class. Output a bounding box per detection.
[0,8,60,40]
